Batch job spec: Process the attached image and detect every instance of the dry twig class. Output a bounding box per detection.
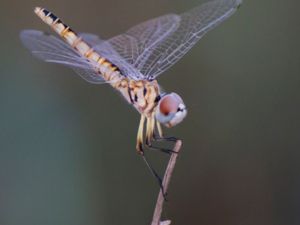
[150,140,183,225]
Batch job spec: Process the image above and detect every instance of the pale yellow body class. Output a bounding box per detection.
[35,7,163,153]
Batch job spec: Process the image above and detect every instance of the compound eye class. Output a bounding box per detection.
[155,93,186,126]
[159,95,179,116]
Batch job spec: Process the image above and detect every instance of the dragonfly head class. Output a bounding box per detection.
[155,93,187,128]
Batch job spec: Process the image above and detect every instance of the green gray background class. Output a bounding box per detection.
[1,0,300,224]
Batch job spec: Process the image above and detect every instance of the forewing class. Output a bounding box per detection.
[20,30,106,84]
[78,32,144,80]
[79,33,104,46]
[21,0,241,82]
[94,41,144,80]
[98,0,241,80]
[142,0,242,78]
[93,14,180,80]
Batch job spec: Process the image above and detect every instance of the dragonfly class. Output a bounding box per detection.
[20,0,242,192]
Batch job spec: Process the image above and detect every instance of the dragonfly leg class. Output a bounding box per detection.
[136,115,146,154]
[145,115,155,146]
[146,120,179,154]
[140,152,168,201]
[136,114,167,200]
[154,121,178,143]
[153,136,178,142]
[146,144,177,155]
[156,120,163,138]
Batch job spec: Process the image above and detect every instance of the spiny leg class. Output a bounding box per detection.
[141,153,167,200]
[145,115,155,146]
[146,117,178,154]
[155,121,179,142]
[154,122,178,142]
[156,120,163,138]
[150,136,180,154]
[154,136,178,142]
[136,115,146,154]
[136,115,167,200]
[145,116,152,146]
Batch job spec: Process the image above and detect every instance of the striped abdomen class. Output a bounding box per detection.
[34,7,160,117]
[34,7,120,82]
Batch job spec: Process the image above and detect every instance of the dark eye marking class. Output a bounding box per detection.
[143,87,147,96]
[134,94,138,102]
[148,75,155,81]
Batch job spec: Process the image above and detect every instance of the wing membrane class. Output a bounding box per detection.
[144,0,242,78]
[102,0,241,79]
[94,41,144,80]
[21,0,241,82]
[105,14,180,68]
[79,32,104,46]
[90,14,180,80]
[20,30,106,84]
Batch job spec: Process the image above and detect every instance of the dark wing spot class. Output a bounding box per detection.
[143,87,147,96]
[134,94,138,102]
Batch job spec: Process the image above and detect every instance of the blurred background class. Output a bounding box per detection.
[1,0,300,224]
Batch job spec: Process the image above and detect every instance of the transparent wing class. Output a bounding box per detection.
[143,0,242,78]
[92,14,180,80]
[99,0,241,80]
[20,30,106,84]
[79,33,104,46]
[79,32,144,80]
[94,41,144,80]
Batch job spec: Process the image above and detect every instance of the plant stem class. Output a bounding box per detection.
[150,140,183,225]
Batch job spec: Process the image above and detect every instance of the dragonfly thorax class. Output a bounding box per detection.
[114,78,187,127]
[114,78,161,117]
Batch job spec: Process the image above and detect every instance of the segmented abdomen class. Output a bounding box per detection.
[34,7,120,82]
[34,7,160,116]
